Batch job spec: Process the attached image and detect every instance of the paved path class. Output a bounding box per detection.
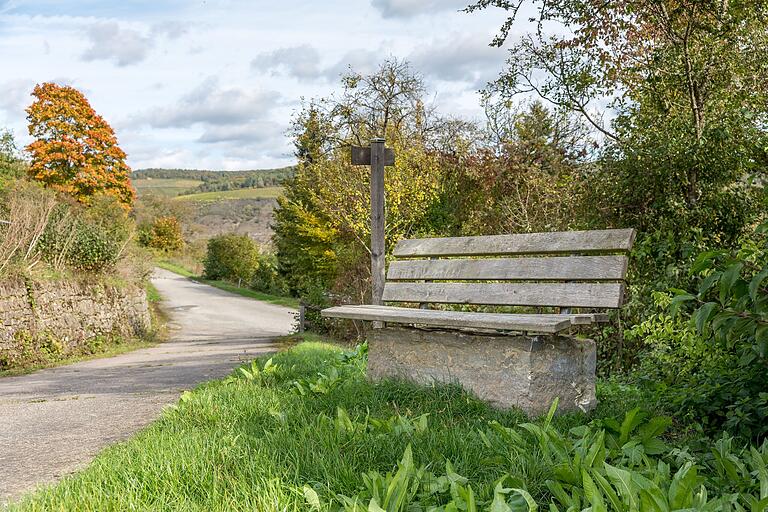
[0,268,295,505]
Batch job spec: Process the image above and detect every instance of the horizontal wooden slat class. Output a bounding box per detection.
[382,282,625,308]
[387,256,628,281]
[322,305,572,333]
[333,305,607,326]
[393,229,636,257]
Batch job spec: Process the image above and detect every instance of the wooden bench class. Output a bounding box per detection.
[322,228,635,414]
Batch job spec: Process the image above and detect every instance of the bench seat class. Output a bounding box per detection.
[321,305,607,334]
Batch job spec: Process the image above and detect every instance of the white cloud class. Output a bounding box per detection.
[253,45,385,83]
[80,20,189,67]
[0,79,34,119]
[409,35,505,87]
[371,0,468,19]
[141,77,283,129]
[197,122,281,145]
[81,23,153,66]
[252,45,323,81]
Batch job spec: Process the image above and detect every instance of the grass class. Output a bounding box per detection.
[0,338,157,378]
[174,186,284,202]
[7,339,645,511]
[133,178,203,197]
[156,260,299,309]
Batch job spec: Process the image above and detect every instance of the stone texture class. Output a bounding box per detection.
[368,326,596,416]
[0,278,150,359]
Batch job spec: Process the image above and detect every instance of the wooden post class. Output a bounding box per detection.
[370,138,386,308]
[298,304,306,333]
[351,139,395,329]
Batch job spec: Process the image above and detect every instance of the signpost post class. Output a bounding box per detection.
[351,138,395,314]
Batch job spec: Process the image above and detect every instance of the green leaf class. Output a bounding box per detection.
[691,251,720,274]
[750,267,768,302]
[592,471,622,510]
[303,486,321,510]
[604,463,639,509]
[670,294,695,317]
[637,416,672,441]
[544,398,559,429]
[582,469,604,509]
[720,262,744,304]
[698,272,722,297]
[694,302,719,336]
[639,487,669,512]
[669,462,698,509]
[619,408,646,445]
[545,481,575,509]
[509,488,538,511]
[584,430,606,468]
[756,325,768,358]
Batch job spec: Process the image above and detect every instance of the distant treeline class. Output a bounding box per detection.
[133,167,295,194]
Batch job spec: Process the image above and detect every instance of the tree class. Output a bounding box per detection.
[274,61,445,304]
[0,129,27,186]
[468,0,768,238]
[26,83,136,208]
[138,216,184,252]
[463,101,589,234]
[203,233,260,284]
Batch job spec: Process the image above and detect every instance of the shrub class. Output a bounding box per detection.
[250,253,289,296]
[138,216,184,252]
[649,223,768,441]
[37,196,132,273]
[203,233,260,283]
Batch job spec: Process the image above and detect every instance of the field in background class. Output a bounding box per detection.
[133,179,203,197]
[175,187,283,202]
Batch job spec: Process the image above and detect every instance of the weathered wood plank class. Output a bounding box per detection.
[322,305,572,333]
[351,146,396,166]
[332,305,608,326]
[393,229,636,257]
[387,255,628,281]
[381,282,625,308]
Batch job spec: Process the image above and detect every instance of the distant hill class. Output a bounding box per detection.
[131,168,293,245]
[132,166,295,196]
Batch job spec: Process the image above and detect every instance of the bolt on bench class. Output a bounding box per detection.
[322,228,635,415]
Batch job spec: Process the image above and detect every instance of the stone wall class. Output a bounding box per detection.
[368,326,596,416]
[0,278,150,365]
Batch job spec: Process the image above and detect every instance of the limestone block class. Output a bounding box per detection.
[368,326,596,416]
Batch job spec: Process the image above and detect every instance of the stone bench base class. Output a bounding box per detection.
[368,326,596,416]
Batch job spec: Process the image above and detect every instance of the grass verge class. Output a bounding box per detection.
[156,260,299,309]
[10,339,767,510]
[0,338,156,378]
[3,338,648,511]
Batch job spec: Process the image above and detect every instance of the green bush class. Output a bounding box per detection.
[137,216,184,252]
[636,224,768,442]
[249,252,289,296]
[36,196,132,273]
[203,233,260,283]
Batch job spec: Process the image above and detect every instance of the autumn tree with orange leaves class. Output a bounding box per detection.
[26,83,136,207]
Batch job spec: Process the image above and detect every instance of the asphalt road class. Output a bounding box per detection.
[0,268,295,505]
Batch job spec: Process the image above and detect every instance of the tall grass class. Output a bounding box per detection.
[0,183,56,275]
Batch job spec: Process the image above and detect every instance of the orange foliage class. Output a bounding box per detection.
[25,82,136,208]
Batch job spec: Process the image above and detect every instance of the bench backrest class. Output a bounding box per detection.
[383,229,636,309]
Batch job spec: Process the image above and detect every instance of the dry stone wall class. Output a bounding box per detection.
[0,278,150,365]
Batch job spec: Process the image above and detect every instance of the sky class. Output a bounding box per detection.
[0,0,514,170]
